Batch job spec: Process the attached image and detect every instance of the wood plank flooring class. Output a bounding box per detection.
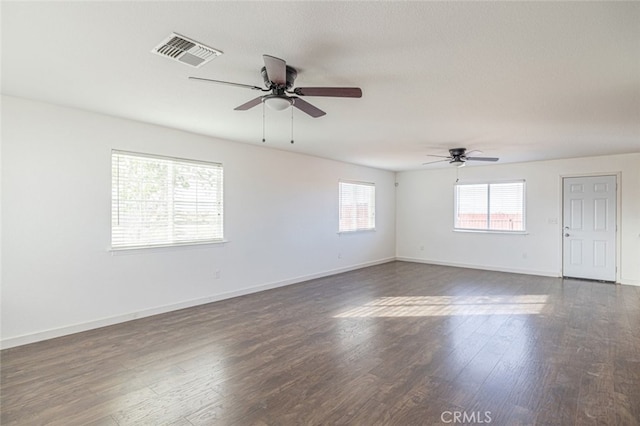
[2,261,639,425]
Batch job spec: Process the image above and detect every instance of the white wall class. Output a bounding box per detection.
[396,153,640,285]
[1,96,396,348]
[3,95,638,349]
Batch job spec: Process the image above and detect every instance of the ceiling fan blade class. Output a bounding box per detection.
[292,97,326,118]
[426,154,452,158]
[294,87,362,98]
[422,159,449,165]
[189,77,263,91]
[263,55,287,86]
[234,96,264,111]
[466,157,499,162]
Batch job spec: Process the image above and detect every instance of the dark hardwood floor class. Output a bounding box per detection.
[2,261,639,425]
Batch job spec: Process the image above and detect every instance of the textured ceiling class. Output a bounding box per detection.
[2,1,639,171]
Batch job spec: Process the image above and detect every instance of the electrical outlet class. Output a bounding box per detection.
[214,270,221,279]
[338,253,342,259]
[419,245,425,251]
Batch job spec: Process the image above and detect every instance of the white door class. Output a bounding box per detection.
[562,175,616,281]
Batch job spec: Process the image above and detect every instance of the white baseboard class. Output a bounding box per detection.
[0,257,395,350]
[395,256,560,278]
[398,257,640,287]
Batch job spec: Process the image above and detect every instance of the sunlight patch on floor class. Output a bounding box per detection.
[334,295,549,317]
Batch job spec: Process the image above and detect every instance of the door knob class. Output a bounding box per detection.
[564,233,570,237]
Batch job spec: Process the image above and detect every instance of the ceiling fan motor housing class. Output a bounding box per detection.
[449,148,467,163]
[261,65,298,90]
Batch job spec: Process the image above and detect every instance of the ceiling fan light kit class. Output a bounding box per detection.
[263,95,293,111]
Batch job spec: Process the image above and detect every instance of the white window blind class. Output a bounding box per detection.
[112,151,223,249]
[455,181,525,232]
[339,181,375,232]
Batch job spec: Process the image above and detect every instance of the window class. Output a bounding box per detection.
[339,181,375,232]
[111,150,223,249]
[454,181,525,232]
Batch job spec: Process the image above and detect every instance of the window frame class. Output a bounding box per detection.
[453,180,526,234]
[111,150,224,250]
[338,180,376,233]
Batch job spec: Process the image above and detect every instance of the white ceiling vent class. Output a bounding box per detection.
[152,33,222,68]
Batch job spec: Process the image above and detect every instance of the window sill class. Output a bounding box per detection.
[109,239,229,254]
[453,229,529,235]
[338,229,376,235]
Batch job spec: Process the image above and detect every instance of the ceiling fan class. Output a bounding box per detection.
[423,148,499,167]
[189,54,362,118]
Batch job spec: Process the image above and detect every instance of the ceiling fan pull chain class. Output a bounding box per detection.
[262,102,266,143]
[290,107,294,144]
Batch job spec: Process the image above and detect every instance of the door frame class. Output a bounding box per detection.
[558,172,621,283]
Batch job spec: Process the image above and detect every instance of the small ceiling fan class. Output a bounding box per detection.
[190,54,362,118]
[423,148,499,167]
